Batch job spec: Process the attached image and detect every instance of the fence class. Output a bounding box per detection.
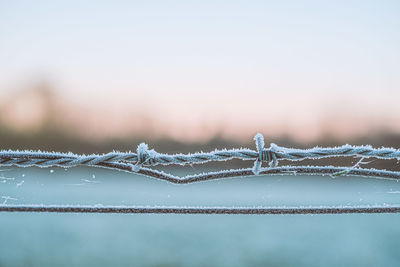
[1,133,400,214]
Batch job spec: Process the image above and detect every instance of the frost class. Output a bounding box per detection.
[16,180,24,188]
[0,175,14,181]
[0,174,15,183]
[387,191,400,194]
[1,133,400,183]
[1,196,18,204]
[81,179,100,184]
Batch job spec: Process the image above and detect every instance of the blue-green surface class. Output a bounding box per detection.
[1,167,400,266]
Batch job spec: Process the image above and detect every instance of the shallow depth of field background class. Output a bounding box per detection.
[1,1,400,266]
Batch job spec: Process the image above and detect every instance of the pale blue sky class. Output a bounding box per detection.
[1,0,400,141]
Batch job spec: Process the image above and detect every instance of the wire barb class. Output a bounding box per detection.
[1,133,400,183]
[132,143,157,172]
[253,133,277,174]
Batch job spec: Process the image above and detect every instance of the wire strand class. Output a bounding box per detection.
[1,205,399,214]
[1,133,399,182]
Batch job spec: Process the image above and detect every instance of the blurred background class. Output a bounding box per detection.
[2,1,400,266]
[1,0,399,155]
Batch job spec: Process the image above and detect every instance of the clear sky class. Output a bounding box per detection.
[1,0,400,142]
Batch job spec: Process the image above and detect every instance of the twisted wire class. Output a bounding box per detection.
[1,133,400,183]
[132,166,400,184]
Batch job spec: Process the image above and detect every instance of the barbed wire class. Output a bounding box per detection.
[1,204,400,214]
[2,133,400,215]
[1,133,400,183]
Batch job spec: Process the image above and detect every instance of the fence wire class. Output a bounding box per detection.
[1,133,400,214]
[1,133,399,183]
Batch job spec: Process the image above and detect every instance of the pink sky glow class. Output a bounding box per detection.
[1,1,399,142]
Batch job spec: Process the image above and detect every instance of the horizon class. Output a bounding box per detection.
[1,82,399,144]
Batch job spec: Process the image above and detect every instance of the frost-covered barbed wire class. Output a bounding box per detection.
[1,133,400,183]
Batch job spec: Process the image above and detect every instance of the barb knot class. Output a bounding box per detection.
[132,143,156,172]
[252,133,278,175]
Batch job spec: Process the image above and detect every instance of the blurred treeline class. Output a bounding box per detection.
[1,83,400,171]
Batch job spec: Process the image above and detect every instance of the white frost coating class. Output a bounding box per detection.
[331,157,366,177]
[1,196,18,204]
[16,180,24,188]
[81,179,100,184]
[1,204,400,214]
[0,176,15,181]
[253,133,264,175]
